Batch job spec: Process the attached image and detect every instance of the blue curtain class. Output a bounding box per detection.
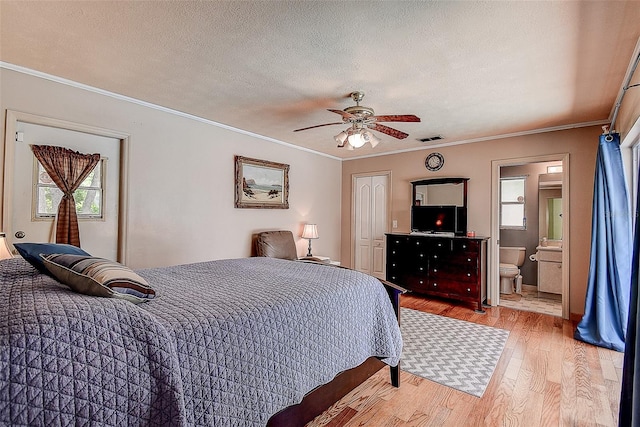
[575,133,632,352]
[619,147,640,426]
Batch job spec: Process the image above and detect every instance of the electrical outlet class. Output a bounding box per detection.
[392,220,398,229]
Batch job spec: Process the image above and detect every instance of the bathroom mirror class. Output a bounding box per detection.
[412,178,468,207]
[538,188,562,241]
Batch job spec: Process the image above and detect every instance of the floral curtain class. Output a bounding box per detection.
[30,145,100,247]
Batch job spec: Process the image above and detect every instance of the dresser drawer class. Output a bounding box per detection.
[453,239,479,253]
[430,266,478,283]
[448,282,479,299]
[448,252,479,267]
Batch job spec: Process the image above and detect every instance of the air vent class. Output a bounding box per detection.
[418,135,444,143]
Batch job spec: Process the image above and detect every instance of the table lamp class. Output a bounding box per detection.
[301,224,318,257]
[0,233,14,260]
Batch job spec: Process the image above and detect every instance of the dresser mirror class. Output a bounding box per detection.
[411,178,469,235]
[412,178,468,207]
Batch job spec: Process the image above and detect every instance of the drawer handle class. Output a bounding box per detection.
[462,244,467,249]
[392,251,396,254]
[392,263,396,267]
[467,288,471,293]
[467,273,471,277]
[437,243,442,247]
[433,283,437,287]
[433,255,438,259]
[467,258,472,262]
[391,276,396,280]
[419,267,424,271]
[420,254,424,257]
[416,242,420,245]
[419,280,423,284]
[433,268,438,273]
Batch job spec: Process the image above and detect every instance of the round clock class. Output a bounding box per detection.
[425,152,444,171]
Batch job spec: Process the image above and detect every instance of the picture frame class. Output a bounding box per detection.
[234,155,289,209]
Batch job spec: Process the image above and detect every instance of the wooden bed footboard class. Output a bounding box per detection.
[267,279,406,426]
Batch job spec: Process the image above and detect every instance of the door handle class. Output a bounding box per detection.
[15,231,25,239]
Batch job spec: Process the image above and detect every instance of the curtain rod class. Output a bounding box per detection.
[608,38,640,136]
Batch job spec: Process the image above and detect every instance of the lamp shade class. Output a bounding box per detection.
[0,233,14,260]
[302,224,319,239]
[334,131,348,146]
[347,130,366,148]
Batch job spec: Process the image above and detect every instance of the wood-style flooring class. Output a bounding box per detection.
[307,294,624,427]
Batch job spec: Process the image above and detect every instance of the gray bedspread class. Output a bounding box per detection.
[1,257,402,426]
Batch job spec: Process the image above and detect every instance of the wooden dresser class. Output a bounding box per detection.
[386,233,489,312]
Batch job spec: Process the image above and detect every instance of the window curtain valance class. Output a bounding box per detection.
[30,145,100,248]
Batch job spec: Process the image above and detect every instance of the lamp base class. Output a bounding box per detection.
[307,239,313,257]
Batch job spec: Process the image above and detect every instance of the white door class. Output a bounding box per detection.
[11,122,120,260]
[354,174,389,279]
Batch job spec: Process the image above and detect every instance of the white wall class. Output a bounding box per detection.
[0,68,342,268]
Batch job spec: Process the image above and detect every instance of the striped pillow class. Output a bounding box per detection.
[41,253,156,304]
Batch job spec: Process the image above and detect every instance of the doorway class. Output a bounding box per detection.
[2,111,130,263]
[490,154,570,319]
[351,172,391,280]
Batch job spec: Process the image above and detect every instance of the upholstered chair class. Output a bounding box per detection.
[254,230,298,260]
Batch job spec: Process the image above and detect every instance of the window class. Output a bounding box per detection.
[34,159,105,219]
[500,177,526,229]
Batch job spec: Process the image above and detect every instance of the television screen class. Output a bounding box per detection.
[411,205,457,233]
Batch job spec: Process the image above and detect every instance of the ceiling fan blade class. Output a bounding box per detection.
[372,123,409,139]
[293,122,344,132]
[327,109,356,120]
[373,114,421,123]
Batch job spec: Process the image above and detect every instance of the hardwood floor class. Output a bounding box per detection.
[307,294,624,427]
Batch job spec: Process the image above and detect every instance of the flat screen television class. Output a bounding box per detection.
[411,205,458,234]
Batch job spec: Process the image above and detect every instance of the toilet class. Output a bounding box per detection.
[499,246,526,294]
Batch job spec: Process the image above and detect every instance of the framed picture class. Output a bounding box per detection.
[235,156,289,209]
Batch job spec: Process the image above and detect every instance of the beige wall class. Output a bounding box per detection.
[0,69,342,268]
[341,127,600,315]
[618,72,640,141]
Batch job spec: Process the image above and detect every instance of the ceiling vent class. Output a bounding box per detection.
[418,135,444,143]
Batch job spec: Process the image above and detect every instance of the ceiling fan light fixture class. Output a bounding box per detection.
[362,130,381,148]
[334,131,348,147]
[348,129,366,148]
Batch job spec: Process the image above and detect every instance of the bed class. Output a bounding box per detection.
[1,255,403,426]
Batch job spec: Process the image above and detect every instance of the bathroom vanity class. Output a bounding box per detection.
[537,245,562,294]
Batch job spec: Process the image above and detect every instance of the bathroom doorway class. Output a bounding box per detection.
[490,154,569,319]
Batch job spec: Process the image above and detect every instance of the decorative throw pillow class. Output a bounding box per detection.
[14,242,91,274]
[40,253,156,304]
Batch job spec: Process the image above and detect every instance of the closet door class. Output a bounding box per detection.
[354,174,389,279]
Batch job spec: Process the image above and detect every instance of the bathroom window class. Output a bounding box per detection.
[500,177,526,229]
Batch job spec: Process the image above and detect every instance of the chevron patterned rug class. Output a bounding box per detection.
[400,308,510,397]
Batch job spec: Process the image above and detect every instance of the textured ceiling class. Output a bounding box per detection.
[1,1,640,159]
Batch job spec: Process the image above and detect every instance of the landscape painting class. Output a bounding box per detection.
[234,155,289,209]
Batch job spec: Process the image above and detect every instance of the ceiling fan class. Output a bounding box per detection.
[293,91,421,149]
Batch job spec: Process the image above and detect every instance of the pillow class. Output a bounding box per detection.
[14,242,91,274]
[40,253,156,304]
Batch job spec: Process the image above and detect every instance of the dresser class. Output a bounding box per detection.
[386,233,489,312]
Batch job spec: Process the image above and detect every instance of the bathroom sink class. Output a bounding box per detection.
[536,245,562,251]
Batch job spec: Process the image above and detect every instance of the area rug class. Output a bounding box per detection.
[400,308,510,397]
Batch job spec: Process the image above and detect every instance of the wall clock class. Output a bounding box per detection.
[425,152,444,171]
